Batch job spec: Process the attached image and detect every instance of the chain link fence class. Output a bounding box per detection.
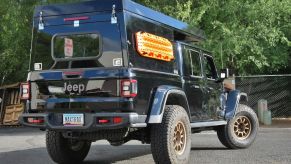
[236,75,291,118]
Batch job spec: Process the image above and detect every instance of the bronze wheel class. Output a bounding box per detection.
[151,105,191,164]
[173,121,187,155]
[233,116,252,140]
[217,104,258,149]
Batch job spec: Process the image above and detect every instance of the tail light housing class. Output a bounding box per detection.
[20,82,30,100]
[27,117,44,124]
[96,117,123,124]
[121,79,137,98]
[113,117,123,124]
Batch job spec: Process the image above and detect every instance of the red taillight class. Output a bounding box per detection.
[27,117,44,124]
[20,82,30,100]
[113,117,123,124]
[96,117,123,124]
[64,16,89,21]
[98,119,110,124]
[121,79,138,98]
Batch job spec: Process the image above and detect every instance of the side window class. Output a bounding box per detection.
[189,50,202,76]
[182,48,192,76]
[183,47,202,76]
[203,55,218,79]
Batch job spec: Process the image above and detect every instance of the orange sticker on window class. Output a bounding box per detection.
[135,32,174,62]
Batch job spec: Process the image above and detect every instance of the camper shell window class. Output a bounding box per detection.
[52,33,101,60]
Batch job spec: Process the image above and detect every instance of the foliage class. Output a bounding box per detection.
[0,0,36,84]
[137,0,291,75]
[0,0,86,85]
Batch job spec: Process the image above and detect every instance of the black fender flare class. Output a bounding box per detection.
[224,90,249,120]
[239,92,248,102]
[147,85,190,123]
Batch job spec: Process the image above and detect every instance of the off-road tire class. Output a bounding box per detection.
[151,105,191,164]
[217,104,259,149]
[46,130,91,164]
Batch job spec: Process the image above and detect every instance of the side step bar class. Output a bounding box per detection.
[191,121,227,128]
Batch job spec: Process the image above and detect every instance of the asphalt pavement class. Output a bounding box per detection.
[0,126,290,164]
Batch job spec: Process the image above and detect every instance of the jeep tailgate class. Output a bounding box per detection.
[29,69,128,112]
[28,3,127,113]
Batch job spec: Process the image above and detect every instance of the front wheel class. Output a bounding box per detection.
[151,105,191,164]
[217,104,259,149]
[46,130,91,164]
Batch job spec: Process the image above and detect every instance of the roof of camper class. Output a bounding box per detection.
[34,0,205,41]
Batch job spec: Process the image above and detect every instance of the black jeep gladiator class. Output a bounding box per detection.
[20,0,258,163]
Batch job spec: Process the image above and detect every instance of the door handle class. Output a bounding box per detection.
[206,87,214,93]
[191,85,200,89]
[207,87,214,91]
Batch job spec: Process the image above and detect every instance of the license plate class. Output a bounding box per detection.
[63,114,84,126]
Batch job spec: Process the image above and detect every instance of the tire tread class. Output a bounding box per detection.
[46,130,91,164]
[151,105,190,164]
[217,104,259,149]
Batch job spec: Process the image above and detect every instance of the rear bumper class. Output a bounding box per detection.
[20,112,147,131]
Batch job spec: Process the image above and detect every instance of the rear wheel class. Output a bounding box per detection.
[151,105,191,164]
[217,104,259,149]
[46,130,91,164]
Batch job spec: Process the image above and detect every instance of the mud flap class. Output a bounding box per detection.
[224,90,240,120]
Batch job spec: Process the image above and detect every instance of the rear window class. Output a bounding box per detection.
[53,33,100,60]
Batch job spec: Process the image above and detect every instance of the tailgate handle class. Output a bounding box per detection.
[64,74,81,79]
[63,72,82,79]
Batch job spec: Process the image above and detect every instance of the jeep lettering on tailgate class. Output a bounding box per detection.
[63,82,85,94]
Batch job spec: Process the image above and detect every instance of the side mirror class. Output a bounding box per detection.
[220,68,229,79]
[215,68,229,83]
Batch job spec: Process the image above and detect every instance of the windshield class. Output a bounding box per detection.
[53,33,100,60]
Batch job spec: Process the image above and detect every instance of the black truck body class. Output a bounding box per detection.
[22,0,218,128]
[20,1,258,163]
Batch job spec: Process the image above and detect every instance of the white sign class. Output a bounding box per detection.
[38,23,44,30]
[34,63,42,71]
[111,17,117,24]
[64,38,73,58]
[113,58,122,66]
[74,20,80,27]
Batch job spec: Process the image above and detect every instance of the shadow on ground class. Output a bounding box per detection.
[191,147,227,151]
[0,144,152,164]
[0,142,229,164]
[85,144,151,164]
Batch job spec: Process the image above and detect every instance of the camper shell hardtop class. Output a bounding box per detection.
[33,0,205,42]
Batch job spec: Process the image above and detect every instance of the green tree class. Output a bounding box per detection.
[137,0,291,75]
[0,0,87,85]
[0,0,37,84]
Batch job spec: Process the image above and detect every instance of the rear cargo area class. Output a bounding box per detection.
[29,69,122,112]
[29,0,127,113]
